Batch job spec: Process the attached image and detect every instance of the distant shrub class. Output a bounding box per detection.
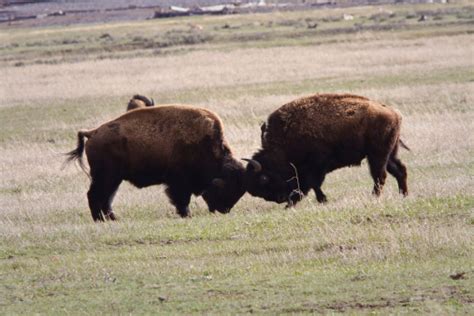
[369,12,393,23]
[321,15,342,23]
[99,33,113,41]
[277,19,303,28]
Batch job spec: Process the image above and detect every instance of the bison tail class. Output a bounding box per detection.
[63,129,91,177]
[399,139,411,151]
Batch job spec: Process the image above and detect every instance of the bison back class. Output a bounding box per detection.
[265,94,400,150]
[85,106,228,176]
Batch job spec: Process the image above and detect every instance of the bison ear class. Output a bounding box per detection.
[259,174,269,185]
[242,158,262,173]
[212,178,226,188]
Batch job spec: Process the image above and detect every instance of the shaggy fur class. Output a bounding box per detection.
[126,94,154,111]
[245,93,409,206]
[66,105,245,221]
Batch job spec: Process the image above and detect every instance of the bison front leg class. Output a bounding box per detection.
[311,172,328,203]
[297,168,326,204]
[314,188,327,203]
[165,185,192,218]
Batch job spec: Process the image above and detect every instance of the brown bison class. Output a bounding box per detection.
[126,94,155,111]
[244,93,409,207]
[66,105,245,221]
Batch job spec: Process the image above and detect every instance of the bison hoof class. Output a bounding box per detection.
[316,196,328,203]
[176,206,191,218]
[104,212,117,221]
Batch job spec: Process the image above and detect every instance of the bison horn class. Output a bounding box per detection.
[212,178,225,188]
[260,122,266,134]
[242,158,262,173]
[151,98,155,106]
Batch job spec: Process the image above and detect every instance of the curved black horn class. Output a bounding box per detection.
[242,158,262,173]
[260,122,266,134]
[151,98,155,106]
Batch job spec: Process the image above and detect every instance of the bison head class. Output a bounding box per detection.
[244,150,303,206]
[202,158,245,213]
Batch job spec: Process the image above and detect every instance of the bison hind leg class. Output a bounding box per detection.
[87,181,105,222]
[101,178,122,220]
[387,156,408,196]
[87,171,122,222]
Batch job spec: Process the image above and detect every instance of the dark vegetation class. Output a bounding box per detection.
[1,4,472,67]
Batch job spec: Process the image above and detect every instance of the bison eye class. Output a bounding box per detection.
[212,178,226,188]
[259,174,269,185]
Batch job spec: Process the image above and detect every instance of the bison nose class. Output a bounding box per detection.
[277,194,287,203]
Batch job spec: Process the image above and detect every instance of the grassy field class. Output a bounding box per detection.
[1,2,473,314]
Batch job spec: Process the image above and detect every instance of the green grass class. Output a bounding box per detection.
[1,196,473,313]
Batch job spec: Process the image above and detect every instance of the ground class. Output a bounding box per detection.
[0,1,473,314]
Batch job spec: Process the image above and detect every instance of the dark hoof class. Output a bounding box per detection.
[316,195,328,204]
[104,212,117,221]
[92,212,105,222]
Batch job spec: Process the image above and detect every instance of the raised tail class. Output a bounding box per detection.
[64,129,92,177]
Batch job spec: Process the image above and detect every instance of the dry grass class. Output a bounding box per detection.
[0,3,473,314]
[2,35,472,106]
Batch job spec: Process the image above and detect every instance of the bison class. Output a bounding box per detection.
[126,94,155,111]
[65,105,245,221]
[244,93,409,207]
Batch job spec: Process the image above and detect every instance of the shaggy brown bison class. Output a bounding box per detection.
[66,105,245,221]
[126,94,155,111]
[244,93,409,207]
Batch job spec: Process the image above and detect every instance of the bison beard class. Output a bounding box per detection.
[65,105,245,221]
[244,93,409,207]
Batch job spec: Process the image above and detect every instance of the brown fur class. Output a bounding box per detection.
[126,94,154,111]
[245,93,409,206]
[66,105,245,221]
